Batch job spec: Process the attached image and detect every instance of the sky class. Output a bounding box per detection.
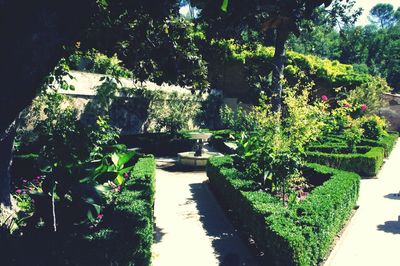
[354,0,400,25]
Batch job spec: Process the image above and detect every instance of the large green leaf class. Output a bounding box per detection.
[111,153,119,167]
[117,151,136,167]
[114,174,125,185]
[221,0,229,12]
[111,151,135,168]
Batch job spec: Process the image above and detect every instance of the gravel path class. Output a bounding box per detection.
[325,139,400,265]
[151,158,258,266]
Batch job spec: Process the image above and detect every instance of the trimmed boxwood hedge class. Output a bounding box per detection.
[207,156,360,266]
[319,133,398,158]
[306,146,384,177]
[359,132,398,157]
[79,155,156,265]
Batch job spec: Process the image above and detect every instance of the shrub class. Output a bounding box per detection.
[219,105,257,132]
[4,156,156,266]
[360,115,387,140]
[67,49,132,78]
[235,85,327,203]
[82,155,156,265]
[207,156,360,266]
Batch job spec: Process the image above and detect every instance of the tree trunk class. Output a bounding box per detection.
[0,122,16,207]
[0,0,93,205]
[271,27,289,113]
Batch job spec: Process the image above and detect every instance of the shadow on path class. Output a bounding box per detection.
[153,224,166,244]
[189,182,259,266]
[384,193,400,200]
[377,220,400,234]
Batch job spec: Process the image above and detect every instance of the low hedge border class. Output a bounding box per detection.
[207,156,360,266]
[320,133,398,157]
[81,155,156,265]
[4,155,156,266]
[306,146,384,177]
[359,132,398,157]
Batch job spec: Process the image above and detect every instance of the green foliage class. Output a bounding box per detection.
[82,156,156,266]
[210,39,372,99]
[85,4,209,91]
[346,78,391,114]
[306,147,385,176]
[360,132,399,157]
[207,156,360,266]
[219,105,257,132]
[360,115,387,140]
[235,85,327,204]
[66,49,132,78]
[343,126,364,153]
[149,91,201,133]
[370,3,399,28]
[89,115,121,159]
[4,156,156,266]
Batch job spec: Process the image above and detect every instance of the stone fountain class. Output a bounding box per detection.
[177,131,222,168]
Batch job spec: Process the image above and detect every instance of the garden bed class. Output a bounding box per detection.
[3,155,156,266]
[207,156,360,266]
[319,132,398,157]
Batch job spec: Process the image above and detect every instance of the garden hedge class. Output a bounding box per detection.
[306,147,384,177]
[80,155,156,266]
[207,156,360,266]
[359,132,398,157]
[3,155,156,266]
[320,132,398,157]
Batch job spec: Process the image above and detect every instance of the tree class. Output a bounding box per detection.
[369,3,397,28]
[0,0,94,207]
[0,0,207,207]
[192,0,349,111]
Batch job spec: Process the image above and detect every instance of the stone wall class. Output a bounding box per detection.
[379,93,400,131]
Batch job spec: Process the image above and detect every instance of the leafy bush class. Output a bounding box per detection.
[207,156,360,266]
[149,91,201,133]
[346,78,391,114]
[67,49,132,78]
[4,156,156,266]
[219,105,257,132]
[234,85,327,203]
[360,115,387,140]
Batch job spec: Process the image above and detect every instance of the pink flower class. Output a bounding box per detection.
[123,173,129,179]
[343,103,350,108]
[361,104,367,111]
[117,185,121,192]
[15,189,22,194]
[22,179,27,183]
[321,95,328,102]
[97,214,103,220]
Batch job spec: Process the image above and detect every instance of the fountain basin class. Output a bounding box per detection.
[177,151,222,168]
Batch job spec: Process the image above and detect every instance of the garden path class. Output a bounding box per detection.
[325,140,400,265]
[151,158,259,266]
